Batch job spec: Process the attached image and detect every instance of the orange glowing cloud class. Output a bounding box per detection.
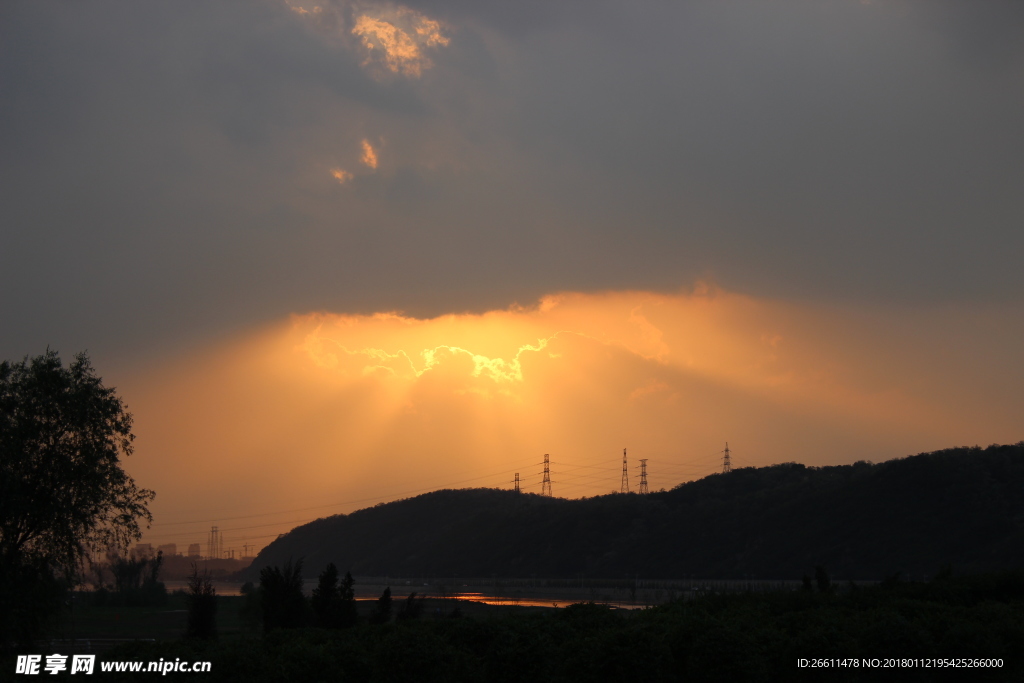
[360,139,378,169]
[287,2,448,78]
[351,7,449,77]
[330,167,353,184]
[121,287,1024,553]
[281,289,977,434]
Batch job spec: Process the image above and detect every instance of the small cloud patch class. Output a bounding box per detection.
[361,139,378,169]
[351,6,449,78]
[331,167,353,184]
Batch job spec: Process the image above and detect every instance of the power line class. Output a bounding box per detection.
[150,459,539,527]
[155,449,722,530]
[143,450,739,550]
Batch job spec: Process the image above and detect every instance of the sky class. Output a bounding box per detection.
[2,0,1023,555]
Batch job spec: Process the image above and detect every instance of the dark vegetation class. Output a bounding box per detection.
[103,569,1023,682]
[0,351,152,650]
[90,551,168,607]
[311,562,359,629]
[369,586,392,625]
[186,566,217,640]
[258,559,308,631]
[150,554,252,581]
[250,443,1024,581]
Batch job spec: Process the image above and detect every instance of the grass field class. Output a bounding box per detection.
[60,593,250,642]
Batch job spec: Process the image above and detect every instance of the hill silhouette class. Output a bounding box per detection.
[247,443,1024,580]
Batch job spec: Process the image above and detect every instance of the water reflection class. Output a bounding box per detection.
[449,592,642,610]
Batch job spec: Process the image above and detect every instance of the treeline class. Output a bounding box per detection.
[77,551,168,607]
[159,555,252,580]
[110,569,1024,682]
[214,560,426,639]
[248,443,1024,580]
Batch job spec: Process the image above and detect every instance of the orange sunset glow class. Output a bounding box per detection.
[125,286,1024,554]
[8,1,1024,671]
[6,2,1024,672]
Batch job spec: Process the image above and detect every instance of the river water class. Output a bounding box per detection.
[165,576,817,608]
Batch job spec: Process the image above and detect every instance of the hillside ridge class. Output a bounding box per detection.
[246,443,1024,580]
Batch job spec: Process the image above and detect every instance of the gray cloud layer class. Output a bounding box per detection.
[2,0,1022,362]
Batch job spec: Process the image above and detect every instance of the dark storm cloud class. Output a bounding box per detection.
[1,0,1022,363]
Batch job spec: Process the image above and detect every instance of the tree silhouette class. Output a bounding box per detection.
[259,559,307,630]
[397,591,424,621]
[370,586,392,624]
[239,581,260,630]
[0,350,153,646]
[311,562,339,628]
[106,549,166,605]
[311,564,358,629]
[339,570,358,627]
[185,564,216,640]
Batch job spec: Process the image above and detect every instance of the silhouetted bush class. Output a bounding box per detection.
[311,563,358,629]
[310,562,339,628]
[338,570,358,627]
[397,591,425,621]
[238,581,261,630]
[102,550,167,606]
[185,564,216,640]
[0,560,64,651]
[259,559,308,630]
[370,587,392,624]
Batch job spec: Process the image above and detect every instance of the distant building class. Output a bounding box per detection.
[157,543,177,557]
[187,543,201,558]
[131,543,153,560]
